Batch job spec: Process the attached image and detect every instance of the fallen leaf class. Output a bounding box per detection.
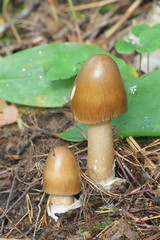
[0,99,18,127]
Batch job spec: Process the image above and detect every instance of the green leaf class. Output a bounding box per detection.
[113,70,160,138]
[153,24,160,29]
[45,43,131,81]
[131,24,150,37]
[136,29,160,53]
[0,42,136,107]
[131,24,160,37]
[58,70,160,141]
[46,59,81,81]
[0,76,74,107]
[120,64,138,82]
[57,123,88,142]
[116,39,137,53]
[116,25,160,54]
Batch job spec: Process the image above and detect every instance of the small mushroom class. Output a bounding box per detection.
[70,54,127,187]
[43,146,82,221]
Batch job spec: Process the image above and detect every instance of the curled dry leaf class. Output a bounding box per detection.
[0,99,18,127]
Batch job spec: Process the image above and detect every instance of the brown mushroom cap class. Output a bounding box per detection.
[70,54,127,124]
[43,146,81,195]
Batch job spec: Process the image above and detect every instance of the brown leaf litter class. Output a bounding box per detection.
[0,99,18,127]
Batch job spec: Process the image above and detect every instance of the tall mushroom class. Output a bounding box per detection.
[43,146,82,221]
[70,54,127,187]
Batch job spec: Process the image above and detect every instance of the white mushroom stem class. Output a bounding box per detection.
[50,195,74,207]
[47,195,82,222]
[87,120,114,185]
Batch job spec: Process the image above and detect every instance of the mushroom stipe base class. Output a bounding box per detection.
[47,195,82,222]
[99,177,126,191]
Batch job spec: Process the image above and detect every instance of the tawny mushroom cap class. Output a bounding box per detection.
[43,146,81,196]
[71,54,127,124]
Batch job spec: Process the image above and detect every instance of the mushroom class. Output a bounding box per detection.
[43,146,82,221]
[70,54,127,187]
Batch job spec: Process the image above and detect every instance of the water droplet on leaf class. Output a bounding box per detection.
[129,85,137,94]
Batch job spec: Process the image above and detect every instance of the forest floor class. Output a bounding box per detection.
[0,1,160,239]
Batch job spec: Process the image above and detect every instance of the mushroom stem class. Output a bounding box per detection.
[50,195,74,207]
[87,120,114,184]
[48,194,82,222]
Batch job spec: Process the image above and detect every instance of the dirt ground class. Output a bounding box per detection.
[0,1,160,239]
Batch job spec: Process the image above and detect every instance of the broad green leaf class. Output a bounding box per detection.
[0,76,74,107]
[120,64,138,82]
[45,43,130,81]
[0,42,136,107]
[57,123,88,142]
[58,70,160,141]
[46,59,81,80]
[113,69,160,137]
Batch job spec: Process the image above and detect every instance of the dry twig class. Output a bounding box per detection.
[105,0,143,39]
[0,207,30,240]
